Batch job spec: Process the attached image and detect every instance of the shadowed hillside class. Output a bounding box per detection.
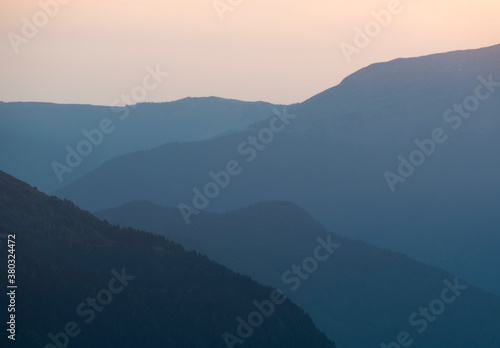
[57,44,500,295]
[98,199,500,348]
[0,170,334,348]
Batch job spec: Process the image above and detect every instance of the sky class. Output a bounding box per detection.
[0,0,499,106]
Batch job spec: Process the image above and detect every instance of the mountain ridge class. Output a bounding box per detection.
[37,44,500,295]
[0,170,335,348]
[96,198,500,348]
[0,98,281,192]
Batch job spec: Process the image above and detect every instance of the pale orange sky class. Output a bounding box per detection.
[0,0,499,106]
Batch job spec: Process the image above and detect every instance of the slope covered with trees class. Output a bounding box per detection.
[0,170,334,348]
[98,199,500,348]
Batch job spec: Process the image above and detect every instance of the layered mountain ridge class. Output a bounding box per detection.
[55,44,500,294]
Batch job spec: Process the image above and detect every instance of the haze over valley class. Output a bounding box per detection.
[1,1,499,347]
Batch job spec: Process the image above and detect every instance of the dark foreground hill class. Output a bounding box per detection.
[0,170,334,348]
[58,44,500,295]
[98,200,500,348]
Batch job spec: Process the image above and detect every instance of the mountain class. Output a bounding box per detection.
[0,98,280,192]
[0,170,335,348]
[97,199,500,348]
[55,44,500,295]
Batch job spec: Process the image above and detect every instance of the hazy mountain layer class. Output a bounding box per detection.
[0,170,334,348]
[98,199,500,348]
[57,44,500,295]
[0,98,280,192]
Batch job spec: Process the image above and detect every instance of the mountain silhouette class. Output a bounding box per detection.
[98,199,500,348]
[56,44,500,295]
[0,98,280,192]
[0,170,334,348]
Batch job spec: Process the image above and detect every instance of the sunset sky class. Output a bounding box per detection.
[1,0,499,106]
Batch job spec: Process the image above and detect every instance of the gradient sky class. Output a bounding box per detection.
[1,0,499,106]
